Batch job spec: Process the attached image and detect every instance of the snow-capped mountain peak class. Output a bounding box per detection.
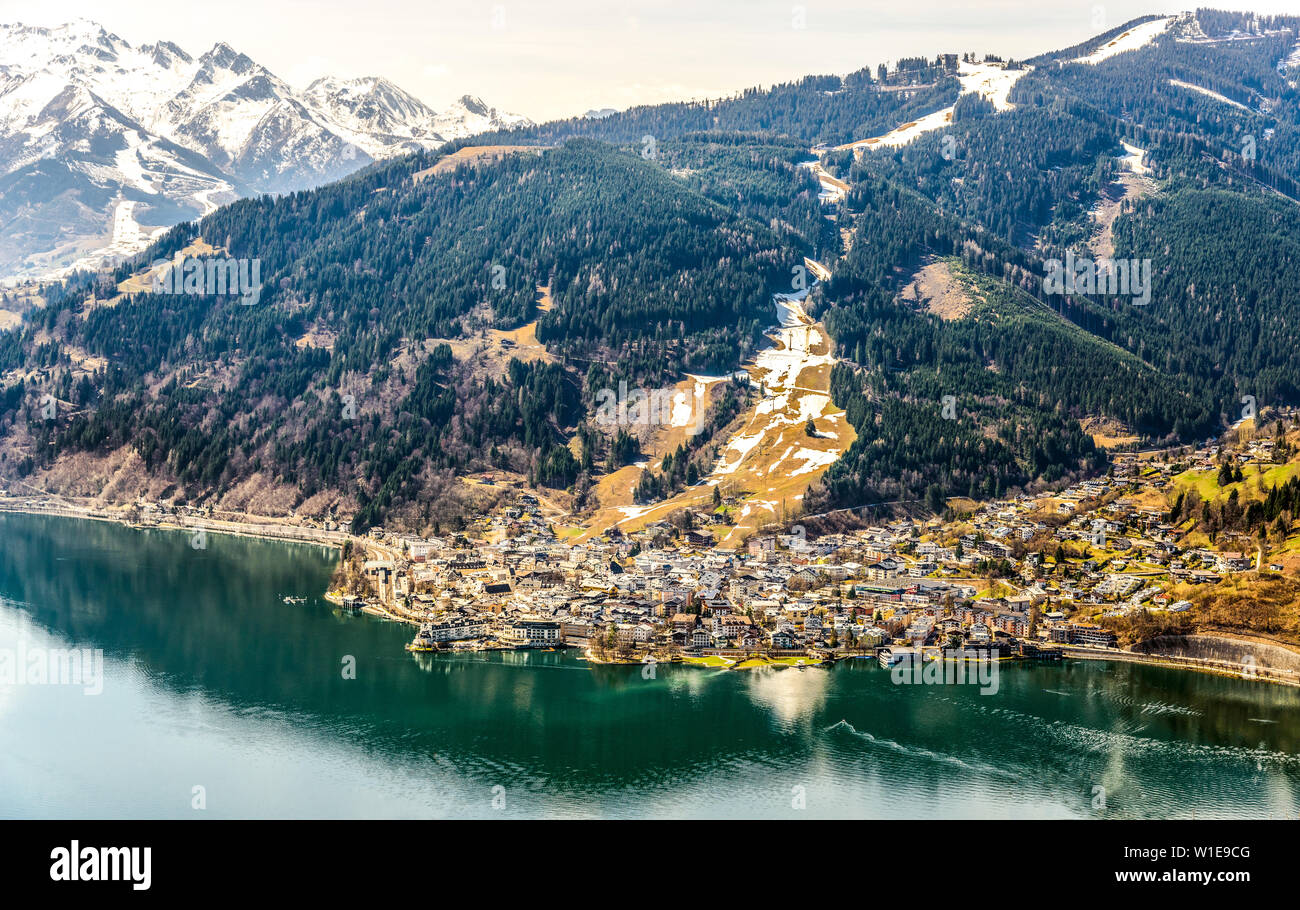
[0,19,531,281]
[301,74,445,157]
[435,94,532,138]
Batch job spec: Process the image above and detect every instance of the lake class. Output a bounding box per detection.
[2,511,1297,819]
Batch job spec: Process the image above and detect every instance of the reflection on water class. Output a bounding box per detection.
[2,512,1299,819]
[744,661,832,726]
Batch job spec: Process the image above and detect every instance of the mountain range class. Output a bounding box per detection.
[3,8,1300,538]
[0,19,530,280]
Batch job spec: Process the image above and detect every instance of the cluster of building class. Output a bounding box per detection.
[10,418,1286,666]
[352,495,1094,658]
[345,428,1293,660]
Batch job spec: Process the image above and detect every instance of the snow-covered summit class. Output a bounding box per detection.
[0,20,530,280]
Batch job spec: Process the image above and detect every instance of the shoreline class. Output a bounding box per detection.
[582,650,828,670]
[5,503,1298,687]
[1059,644,1300,688]
[0,500,350,550]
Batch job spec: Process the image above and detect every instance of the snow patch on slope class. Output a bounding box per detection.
[1118,141,1150,176]
[837,60,1026,152]
[957,60,1025,112]
[713,291,838,476]
[1168,79,1251,112]
[1073,17,1173,64]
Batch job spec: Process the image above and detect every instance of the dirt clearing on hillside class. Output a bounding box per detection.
[412,145,542,182]
[898,259,976,320]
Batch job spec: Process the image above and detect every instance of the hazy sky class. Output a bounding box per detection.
[5,1,1299,120]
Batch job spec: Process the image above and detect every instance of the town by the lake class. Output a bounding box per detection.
[12,416,1295,688]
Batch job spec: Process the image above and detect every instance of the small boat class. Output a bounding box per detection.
[405,623,439,653]
[282,595,306,605]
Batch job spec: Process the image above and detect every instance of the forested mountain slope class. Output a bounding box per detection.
[0,137,812,529]
[4,8,1300,534]
[803,8,1300,513]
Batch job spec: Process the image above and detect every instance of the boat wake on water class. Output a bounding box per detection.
[824,719,1022,781]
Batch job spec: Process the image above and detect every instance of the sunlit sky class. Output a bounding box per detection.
[4,1,1299,120]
